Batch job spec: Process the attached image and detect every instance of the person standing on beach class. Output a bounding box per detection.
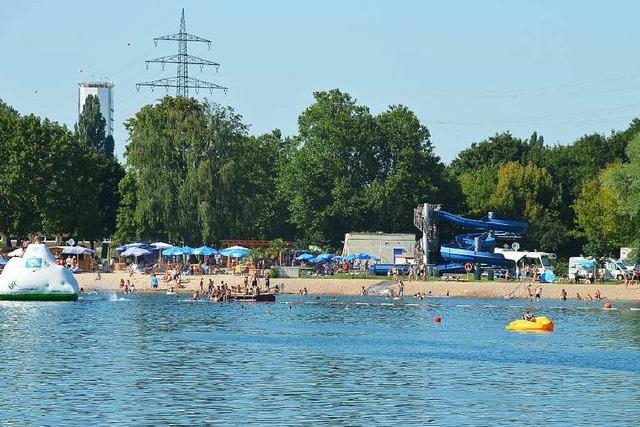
[561,288,567,301]
[398,280,404,297]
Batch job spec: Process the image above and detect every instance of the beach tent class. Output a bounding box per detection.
[540,270,556,283]
[193,246,218,256]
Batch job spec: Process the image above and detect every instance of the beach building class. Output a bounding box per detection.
[342,232,416,264]
[78,81,114,136]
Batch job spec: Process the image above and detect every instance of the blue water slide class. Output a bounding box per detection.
[433,210,528,234]
[440,243,514,267]
[455,233,495,251]
[436,263,467,274]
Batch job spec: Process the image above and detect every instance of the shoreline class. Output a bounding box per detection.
[77,272,640,302]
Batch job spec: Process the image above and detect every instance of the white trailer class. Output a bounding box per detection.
[494,249,556,274]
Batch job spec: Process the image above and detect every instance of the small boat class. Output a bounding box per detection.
[507,316,554,332]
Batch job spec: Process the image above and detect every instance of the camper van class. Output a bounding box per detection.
[494,249,556,274]
[568,257,596,281]
[603,258,631,281]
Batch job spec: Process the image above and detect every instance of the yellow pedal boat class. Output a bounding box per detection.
[506,316,554,332]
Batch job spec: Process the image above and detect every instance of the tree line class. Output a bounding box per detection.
[1,90,639,260]
[0,96,123,247]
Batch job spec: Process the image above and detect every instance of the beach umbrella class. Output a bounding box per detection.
[220,246,249,257]
[57,246,95,255]
[578,260,596,269]
[227,249,248,258]
[121,247,151,257]
[354,252,377,260]
[162,247,180,256]
[193,246,217,256]
[315,253,334,261]
[296,253,314,261]
[151,242,173,249]
[115,242,147,252]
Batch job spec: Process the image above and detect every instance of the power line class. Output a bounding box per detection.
[137,9,227,98]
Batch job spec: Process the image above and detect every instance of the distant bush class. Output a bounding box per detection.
[555,259,568,277]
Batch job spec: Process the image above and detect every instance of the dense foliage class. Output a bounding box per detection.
[452,120,640,257]
[118,97,291,245]
[0,98,123,246]
[2,91,639,259]
[76,95,115,157]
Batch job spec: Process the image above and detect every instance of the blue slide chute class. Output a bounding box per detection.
[433,210,528,234]
[433,210,527,272]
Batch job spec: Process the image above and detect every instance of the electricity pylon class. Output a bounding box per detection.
[137,9,227,97]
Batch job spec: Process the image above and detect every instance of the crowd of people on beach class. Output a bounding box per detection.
[184,273,278,301]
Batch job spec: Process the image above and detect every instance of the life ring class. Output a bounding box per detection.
[464,263,473,273]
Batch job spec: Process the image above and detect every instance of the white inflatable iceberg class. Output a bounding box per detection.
[0,243,79,301]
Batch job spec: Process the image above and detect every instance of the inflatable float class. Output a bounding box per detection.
[0,243,80,301]
[506,316,554,332]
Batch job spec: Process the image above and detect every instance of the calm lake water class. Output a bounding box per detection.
[1,293,639,426]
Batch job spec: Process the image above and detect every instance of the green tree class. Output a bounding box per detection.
[489,161,566,252]
[448,131,542,176]
[279,90,451,246]
[113,172,140,244]
[573,166,629,256]
[0,100,26,242]
[457,165,498,217]
[366,105,455,233]
[123,96,286,244]
[76,95,114,157]
[278,90,379,245]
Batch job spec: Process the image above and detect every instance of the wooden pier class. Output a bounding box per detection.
[230,293,276,302]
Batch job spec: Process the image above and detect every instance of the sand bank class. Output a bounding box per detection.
[76,272,640,301]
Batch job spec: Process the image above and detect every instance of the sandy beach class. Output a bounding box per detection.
[77,272,640,301]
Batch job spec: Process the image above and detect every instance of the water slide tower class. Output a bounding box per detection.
[78,82,114,136]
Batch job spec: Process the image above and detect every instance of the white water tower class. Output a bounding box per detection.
[78,82,114,136]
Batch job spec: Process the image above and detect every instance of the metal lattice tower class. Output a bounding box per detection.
[137,9,227,97]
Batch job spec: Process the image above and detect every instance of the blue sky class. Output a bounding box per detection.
[2,0,640,162]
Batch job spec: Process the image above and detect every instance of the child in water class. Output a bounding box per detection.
[522,311,536,322]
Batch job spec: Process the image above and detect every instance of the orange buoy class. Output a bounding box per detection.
[433,315,442,323]
[604,303,612,309]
